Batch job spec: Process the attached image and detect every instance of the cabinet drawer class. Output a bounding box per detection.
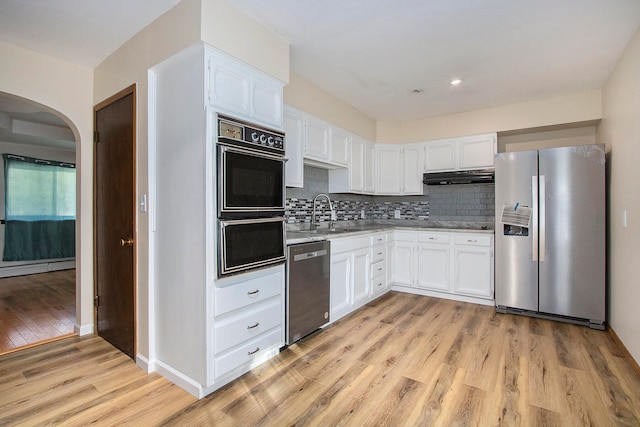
[371,244,387,263]
[331,235,370,253]
[371,276,387,294]
[370,259,386,279]
[419,233,450,244]
[454,234,492,247]
[214,300,282,354]
[370,233,388,246]
[215,271,282,316]
[214,328,281,380]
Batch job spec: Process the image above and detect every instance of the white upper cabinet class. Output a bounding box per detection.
[424,140,457,171]
[283,106,304,188]
[375,144,423,195]
[305,115,331,160]
[458,134,497,170]
[329,136,375,194]
[207,47,283,128]
[424,133,497,172]
[375,144,403,194]
[330,127,350,167]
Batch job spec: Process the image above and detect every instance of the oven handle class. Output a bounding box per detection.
[218,143,285,162]
[219,217,285,227]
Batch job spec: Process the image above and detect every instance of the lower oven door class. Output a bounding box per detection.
[218,217,286,277]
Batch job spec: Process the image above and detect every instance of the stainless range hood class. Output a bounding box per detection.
[422,169,495,185]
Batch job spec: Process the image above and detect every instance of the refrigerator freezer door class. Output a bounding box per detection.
[538,145,606,322]
[495,150,539,311]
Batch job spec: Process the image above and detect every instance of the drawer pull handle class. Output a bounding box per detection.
[248,347,260,355]
[377,252,383,255]
[429,237,437,240]
[376,282,383,287]
[247,322,260,330]
[377,267,383,271]
[247,289,260,296]
[467,239,477,243]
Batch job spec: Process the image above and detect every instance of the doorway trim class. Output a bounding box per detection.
[93,84,137,356]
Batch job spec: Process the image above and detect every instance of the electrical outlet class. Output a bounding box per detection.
[394,209,401,219]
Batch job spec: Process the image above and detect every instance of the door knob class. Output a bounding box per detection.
[120,238,134,247]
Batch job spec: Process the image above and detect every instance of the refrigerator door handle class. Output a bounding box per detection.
[532,175,538,262]
[539,175,546,262]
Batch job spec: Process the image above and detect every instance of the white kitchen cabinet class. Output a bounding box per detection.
[452,234,494,299]
[207,47,283,128]
[283,106,304,187]
[416,233,450,292]
[305,115,331,161]
[328,136,375,195]
[391,233,417,286]
[391,230,494,305]
[376,144,403,194]
[364,141,376,193]
[330,251,352,317]
[330,127,350,167]
[376,144,423,195]
[151,43,285,398]
[459,134,497,170]
[352,248,371,305]
[424,133,497,172]
[403,144,425,194]
[329,232,391,322]
[424,140,457,171]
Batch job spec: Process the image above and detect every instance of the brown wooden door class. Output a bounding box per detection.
[94,86,136,358]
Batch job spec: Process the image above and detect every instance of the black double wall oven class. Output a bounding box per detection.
[216,114,286,277]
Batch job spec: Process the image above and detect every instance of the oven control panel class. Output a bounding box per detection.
[218,115,285,155]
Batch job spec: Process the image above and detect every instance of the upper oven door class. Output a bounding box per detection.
[217,145,285,218]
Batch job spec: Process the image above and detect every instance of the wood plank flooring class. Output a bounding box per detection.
[1,291,639,426]
[0,269,76,354]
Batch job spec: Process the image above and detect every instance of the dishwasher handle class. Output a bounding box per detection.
[293,249,328,262]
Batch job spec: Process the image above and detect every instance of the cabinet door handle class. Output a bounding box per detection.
[248,347,260,355]
[247,322,260,330]
[247,289,260,296]
[467,239,477,243]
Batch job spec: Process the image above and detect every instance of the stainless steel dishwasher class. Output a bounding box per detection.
[286,240,331,345]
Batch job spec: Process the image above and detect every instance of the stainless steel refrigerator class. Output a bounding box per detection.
[495,144,606,329]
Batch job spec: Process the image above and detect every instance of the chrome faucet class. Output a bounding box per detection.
[311,193,335,229]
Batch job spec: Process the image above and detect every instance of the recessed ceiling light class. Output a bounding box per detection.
[410,88,424,94]
[450,79,463,86]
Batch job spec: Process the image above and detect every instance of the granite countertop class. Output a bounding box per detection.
[286,220,494,245]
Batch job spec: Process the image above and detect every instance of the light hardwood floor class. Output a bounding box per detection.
[0,269,76,354]
[1,291,639,426]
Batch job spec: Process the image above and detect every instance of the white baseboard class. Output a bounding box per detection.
[154,360,205,398]
[136,354,154,373]
[75,323,93,336]
[0,260,76,278]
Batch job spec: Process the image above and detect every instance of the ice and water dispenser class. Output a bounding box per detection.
[500,203,532,236]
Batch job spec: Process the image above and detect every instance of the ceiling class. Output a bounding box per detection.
[0,0,639,139]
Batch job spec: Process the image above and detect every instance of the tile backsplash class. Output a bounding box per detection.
[285,165,494,224]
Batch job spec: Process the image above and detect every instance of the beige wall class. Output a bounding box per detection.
[377,90,603,144]
[597,27,640,364]
[284,73,377,141]
[499,125,597,153]
[94,0,290,363]
[200,0,289,84]
[0,41,94,334]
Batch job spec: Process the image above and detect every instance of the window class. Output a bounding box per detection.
[3,154,76,261]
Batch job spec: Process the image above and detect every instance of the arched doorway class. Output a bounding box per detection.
[0,92,78,354]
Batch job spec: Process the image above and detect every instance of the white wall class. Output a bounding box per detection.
[597,27,640,364]
[499,125,598,153]
[0,41,94,335]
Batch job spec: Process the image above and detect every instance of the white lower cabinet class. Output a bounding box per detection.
[329,232,390,321]
[453,234,494,298]
[391,230,494,305]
